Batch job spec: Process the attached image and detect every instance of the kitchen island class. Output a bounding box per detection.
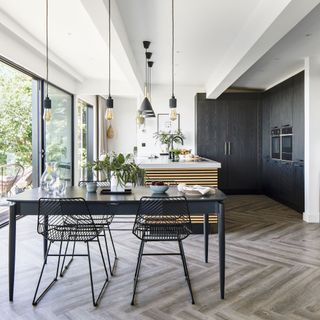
[137,156,221,187]
[137,156,221,234]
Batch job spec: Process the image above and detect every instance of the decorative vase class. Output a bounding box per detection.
[40,162,58,194]
[110,172,125,192]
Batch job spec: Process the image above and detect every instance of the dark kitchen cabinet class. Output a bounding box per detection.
[261,72,304,213]
[195,93,261,193]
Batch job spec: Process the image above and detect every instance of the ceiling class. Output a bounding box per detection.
[116,0,261,86]
[0,0,130,91]
[0,0,319,97]
[233,3,320,90]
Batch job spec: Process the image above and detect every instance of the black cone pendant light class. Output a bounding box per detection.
[144,60,155,118]
[105,0,114,120]
[43,0,52,122]
[169,0,177,121]
[140,41,155,117]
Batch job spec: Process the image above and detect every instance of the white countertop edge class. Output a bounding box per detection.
[136,157,221,169]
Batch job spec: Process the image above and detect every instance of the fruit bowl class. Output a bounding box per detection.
[150,182,169,194]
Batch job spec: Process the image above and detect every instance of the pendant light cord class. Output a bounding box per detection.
[46,0,49,98]
[145,51,148,96]
[108,0,111,98]
[171,0,174,97]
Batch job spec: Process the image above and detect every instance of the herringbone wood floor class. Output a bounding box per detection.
[1,195,319,320]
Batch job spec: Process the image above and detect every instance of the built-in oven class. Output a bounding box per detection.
[281,126,293,161]
[271,128,281,159]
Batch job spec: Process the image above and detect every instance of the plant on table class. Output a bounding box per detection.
[84,153,144,189]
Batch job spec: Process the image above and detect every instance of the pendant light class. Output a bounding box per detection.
[140,41,155,116]
[169,0,177,121]
[144,60,155,118]
[43,0,52,122]
[105,0,114,121]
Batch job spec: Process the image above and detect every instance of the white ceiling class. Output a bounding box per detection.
[0,0,129,88]
[0,0,319,96]
[116,0,261,86]
[233,4,320,90]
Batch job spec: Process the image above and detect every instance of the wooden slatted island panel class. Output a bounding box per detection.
[138,157,221,232]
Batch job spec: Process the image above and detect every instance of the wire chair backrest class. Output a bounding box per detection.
[37,198,98,238]
[133,196,192,239]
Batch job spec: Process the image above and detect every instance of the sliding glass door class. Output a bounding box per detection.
[43,85,73,185]
[76,99,94,181]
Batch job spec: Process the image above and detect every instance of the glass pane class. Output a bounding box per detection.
[77,99,88,181]
[44,85,72,185]
[0,61,33,202]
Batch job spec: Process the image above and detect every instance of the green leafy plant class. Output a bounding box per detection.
[153,129,185,148]
[84,152,144,187]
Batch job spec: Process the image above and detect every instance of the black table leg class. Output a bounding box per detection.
[218,201,225,299]
[43,216,48,262]
[9,203,17,301]
[203,213,209,263]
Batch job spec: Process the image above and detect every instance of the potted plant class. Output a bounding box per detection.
[85,153,144,192]
[153,129,185,153]
[172,148,181,162]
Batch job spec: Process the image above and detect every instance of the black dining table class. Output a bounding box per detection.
[7,186,226,302]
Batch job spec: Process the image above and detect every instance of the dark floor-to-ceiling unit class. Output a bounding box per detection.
[195,72,304,212]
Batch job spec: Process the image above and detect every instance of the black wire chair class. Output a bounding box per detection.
[78,180,117,275]
[131,196,194,305]
[32,198,109,306]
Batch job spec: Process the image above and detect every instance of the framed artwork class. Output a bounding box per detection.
[157,113,180,133]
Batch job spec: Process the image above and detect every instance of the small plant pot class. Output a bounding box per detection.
[86,182,97,193]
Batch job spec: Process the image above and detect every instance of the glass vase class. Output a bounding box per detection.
[40,162,58,194]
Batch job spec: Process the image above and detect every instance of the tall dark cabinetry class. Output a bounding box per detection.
[262,72,304,212]
[195,93,261,193]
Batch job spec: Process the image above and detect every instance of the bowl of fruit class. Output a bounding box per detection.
[150,181,169,193]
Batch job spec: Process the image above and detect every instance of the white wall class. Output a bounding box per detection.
[304,56,320,222]
[106,96,137,154]
[137,84,204,157]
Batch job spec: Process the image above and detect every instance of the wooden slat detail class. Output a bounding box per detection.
[145,168,218,188]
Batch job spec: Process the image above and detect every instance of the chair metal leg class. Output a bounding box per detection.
[32,241,63,306]
[178,240,195,304]
[86,238,109,307]
[103,228,114,276]
[131,240,145,306]
[107,224,118,259]
[60,239,76,277]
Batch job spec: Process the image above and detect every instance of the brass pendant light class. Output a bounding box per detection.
[105,0,114,121]
[43,0,52,122]
[169,0,177,121]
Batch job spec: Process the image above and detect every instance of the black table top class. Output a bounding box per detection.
[8,186,226,203]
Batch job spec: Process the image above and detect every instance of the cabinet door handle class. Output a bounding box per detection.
[224,142,227,155]
[228,142,231,155]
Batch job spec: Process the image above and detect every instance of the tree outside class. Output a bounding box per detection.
[0,61,32,167]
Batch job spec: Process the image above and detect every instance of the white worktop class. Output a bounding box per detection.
[136,156,221,169]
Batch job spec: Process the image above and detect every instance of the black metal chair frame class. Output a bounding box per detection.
[32,198,109,306]
[131,196,195,305]
[78,180,118,275]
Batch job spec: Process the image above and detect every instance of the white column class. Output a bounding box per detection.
[304,56,320,222]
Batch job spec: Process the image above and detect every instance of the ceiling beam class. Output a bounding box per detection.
[205,0,320,99]
[80,0,144,97]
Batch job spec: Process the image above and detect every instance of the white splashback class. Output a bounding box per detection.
[137,84,204,157]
